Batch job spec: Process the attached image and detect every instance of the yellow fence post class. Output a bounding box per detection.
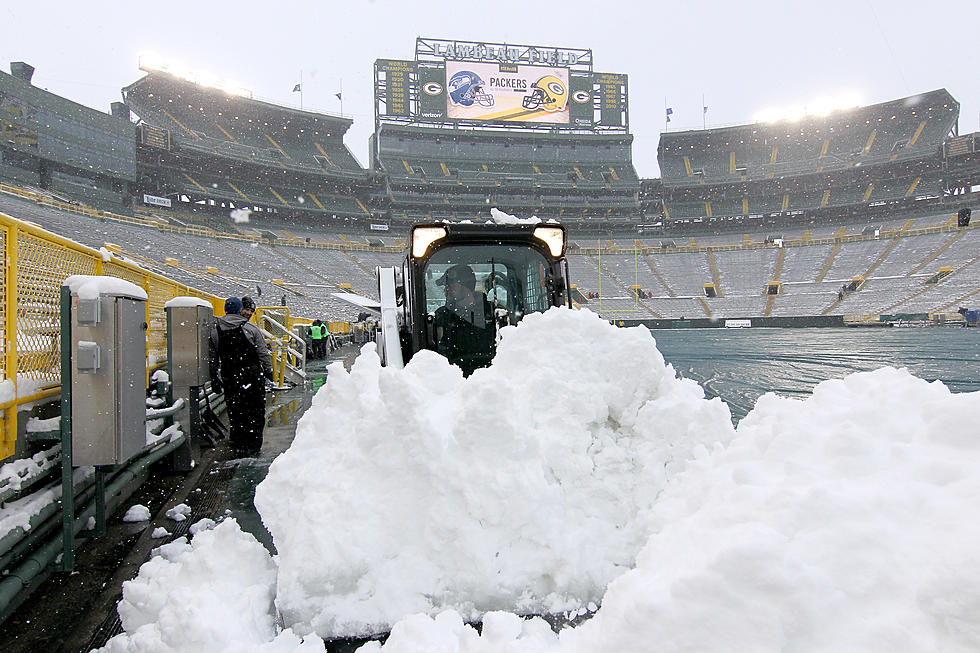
[276,339,287,387]
[2,223,19,459]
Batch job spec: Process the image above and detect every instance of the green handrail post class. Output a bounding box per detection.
[59,284,74,572]
[94,467,107,537]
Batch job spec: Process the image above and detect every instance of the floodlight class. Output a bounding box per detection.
[411,227,447,258]
[137,54,252,97]
[533,226,565,257]
[754,93,862,123]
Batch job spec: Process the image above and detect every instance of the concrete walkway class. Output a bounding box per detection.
[4,345,360,652]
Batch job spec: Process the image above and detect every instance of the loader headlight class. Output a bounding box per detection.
[533,226,565,257]
[412,227,447,258]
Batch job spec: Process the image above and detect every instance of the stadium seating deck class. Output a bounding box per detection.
[659,90,957,189]
[376,123,640,223]
[3,189,978,322]
[124,72,362,177]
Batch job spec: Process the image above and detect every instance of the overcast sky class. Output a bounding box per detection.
[6,0,979,178]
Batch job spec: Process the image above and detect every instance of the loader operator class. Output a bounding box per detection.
[209,296,274,457]
[434,264,495,376]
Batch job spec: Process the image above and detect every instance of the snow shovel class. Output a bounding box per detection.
[198,419,219,448]
[202,387,229,441]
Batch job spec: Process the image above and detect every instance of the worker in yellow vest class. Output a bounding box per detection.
[309,320,326,359]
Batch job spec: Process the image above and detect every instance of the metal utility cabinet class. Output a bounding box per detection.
[69,280,148,466]
[167,301,213,387]
[166,299,214,470]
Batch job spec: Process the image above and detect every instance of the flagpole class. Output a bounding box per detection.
[300,69,304,110]
[702,93,706,129]
[339,79,343,116]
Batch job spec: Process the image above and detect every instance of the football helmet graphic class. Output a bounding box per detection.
[447,71,495,107]
[522,75,569,112]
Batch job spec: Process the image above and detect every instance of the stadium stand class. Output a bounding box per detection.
[3,182,979,323]
[657,90,958,231]
[2,57,980,326]
[0,63,135,210]
[122,69,377,225]
[374,124,640,225]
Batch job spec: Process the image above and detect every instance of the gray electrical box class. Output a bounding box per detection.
[167,302,213,387]
[69,287,148,467]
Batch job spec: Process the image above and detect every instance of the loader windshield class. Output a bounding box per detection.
[423,244,554,374]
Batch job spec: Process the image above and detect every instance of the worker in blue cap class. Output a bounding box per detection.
[208,296,274,456]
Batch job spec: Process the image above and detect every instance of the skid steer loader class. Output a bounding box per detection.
[370,220,570,375]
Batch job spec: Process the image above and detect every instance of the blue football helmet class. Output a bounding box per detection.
[447,71,495,107]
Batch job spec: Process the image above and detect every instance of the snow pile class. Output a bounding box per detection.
[95,519,322,653]
[97,311,980,652]
[1,466,93,539]
[25,415,60,433]
[0,444,59,492]
[163,296,213,309]
[0,379,13,405]
[122,504,151,522]
[0,375,56,405]
[372,366,980,653]
[255,307,734,638]
[65,274,147,300]
[361,611,559,653]
[189,518,216,535]
[488,207,541,225]
[165,504,191,522]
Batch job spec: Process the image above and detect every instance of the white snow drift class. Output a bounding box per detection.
[255,307,734,638]
[97,308,980,652]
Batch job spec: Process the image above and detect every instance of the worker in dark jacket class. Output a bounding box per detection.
[433,264,495,376]
[208,296,274,456]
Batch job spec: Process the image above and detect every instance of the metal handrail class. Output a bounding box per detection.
[257,313,306,386]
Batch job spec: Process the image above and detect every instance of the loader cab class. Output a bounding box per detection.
[404,222,569,375]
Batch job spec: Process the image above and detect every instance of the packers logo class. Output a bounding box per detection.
[571,90,591,104]
[422,82,444,96]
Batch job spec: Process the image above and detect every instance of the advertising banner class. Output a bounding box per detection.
[569,73,594,127]
[143,193,171,208]
[444,61,569,124]
[417,64,447,119]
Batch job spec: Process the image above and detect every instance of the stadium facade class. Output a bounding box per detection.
[0,63,135,208]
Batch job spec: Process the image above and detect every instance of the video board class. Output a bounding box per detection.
[374,39,628,130]
[444,61,570,124]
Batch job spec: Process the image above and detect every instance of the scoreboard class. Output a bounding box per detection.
[374,38,628,131]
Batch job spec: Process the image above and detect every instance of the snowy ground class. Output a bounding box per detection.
[95,308,980,652]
